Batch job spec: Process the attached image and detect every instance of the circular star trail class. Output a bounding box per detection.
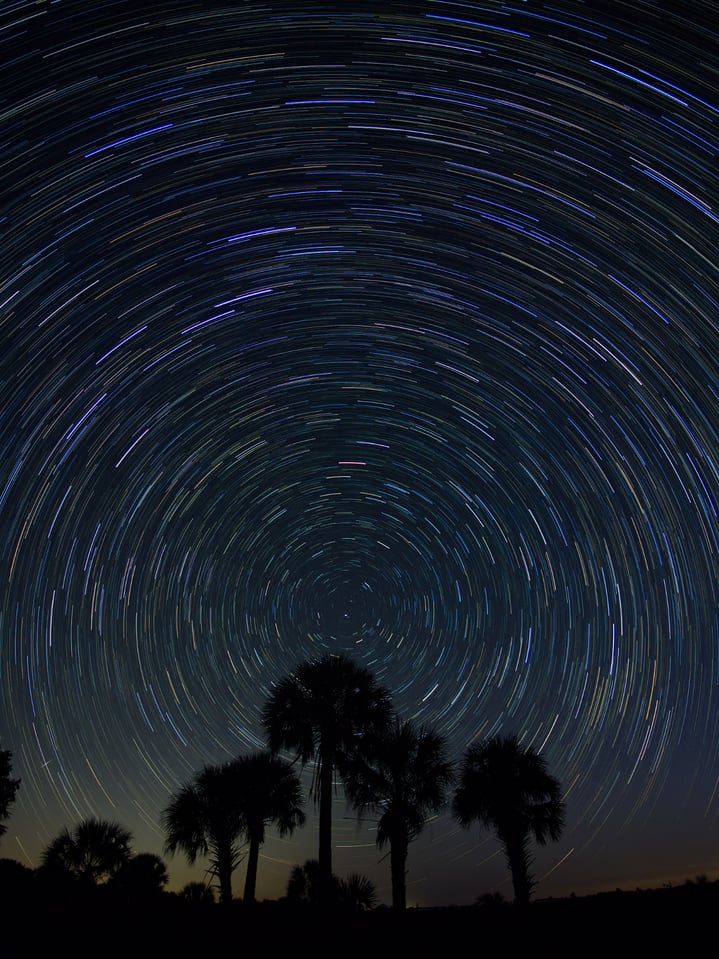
[1,1,718,904]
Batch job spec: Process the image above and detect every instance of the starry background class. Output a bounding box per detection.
[1,0,718,907]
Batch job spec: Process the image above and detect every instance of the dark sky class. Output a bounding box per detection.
[1,1,718,907]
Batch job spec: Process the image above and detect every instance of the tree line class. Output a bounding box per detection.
[0,652,565,911]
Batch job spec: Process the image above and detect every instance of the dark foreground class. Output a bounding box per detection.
[6,879,717,955]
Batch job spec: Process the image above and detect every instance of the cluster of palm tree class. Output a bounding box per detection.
[33,652,565,910]
[162,652,565,910]
[162,751,305,906]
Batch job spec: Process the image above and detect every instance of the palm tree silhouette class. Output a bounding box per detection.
[344,715,453,910]
[339,871,378,911]
[161,761,245,905]
[263,653,392,906]
[452,734,565,907]
[233,750,305,904]
[41,817,132,885]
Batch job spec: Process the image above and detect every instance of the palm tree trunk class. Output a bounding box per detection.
[318,744,334,906]
[390,835,408,910]
[505,832,532,908]
[217,844,234,906]
[243,834,260,904]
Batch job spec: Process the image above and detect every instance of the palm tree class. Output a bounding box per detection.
[452,734,565,907]
[232,750,305,904]
[41,817,132,884]
[338,872,378,911]
[263,653,392,906]
[344,715,453,910]
[161,761,245,905]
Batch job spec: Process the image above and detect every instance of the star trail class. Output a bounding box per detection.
[1,1,718,906]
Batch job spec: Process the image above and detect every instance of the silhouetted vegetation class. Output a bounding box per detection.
[453,733,564,906]
[0,749,20,840]
[2,858,717,955]
[5,654,715,955]
[344,715,453,909]
[108,852,169,899]
[161,760,248,905]
[41,817,133,884]
[263,653,392,906]
[285,858,378,910]
[230,750,305,903]
[161,749,305,905]
[178,879,215,904]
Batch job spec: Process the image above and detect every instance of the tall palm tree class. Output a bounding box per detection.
[233,750,305,904]
[41,817,132,884]
[263,653,392,906]
[344,715,453,910]
[161,761,245,905]
[452,734,565,907]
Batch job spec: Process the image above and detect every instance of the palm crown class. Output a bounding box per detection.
[453,734,565,906]
[263,653,392,905]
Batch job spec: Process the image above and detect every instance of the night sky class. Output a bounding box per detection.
[2,1,718,907]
